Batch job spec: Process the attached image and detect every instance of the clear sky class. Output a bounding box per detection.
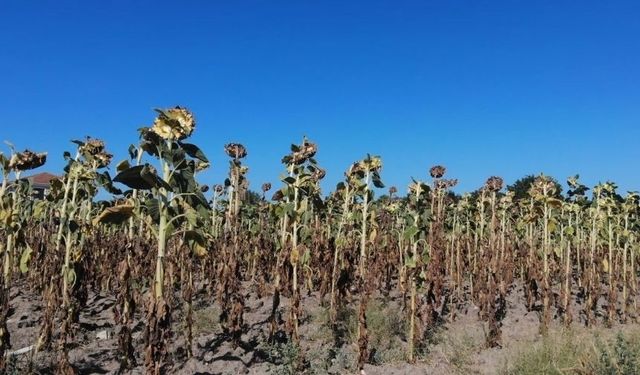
[2,1,639,195]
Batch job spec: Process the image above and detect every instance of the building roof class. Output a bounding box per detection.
[16,172,60,189]
[27,172,59,185]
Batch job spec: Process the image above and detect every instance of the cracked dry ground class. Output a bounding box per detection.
[4,279,637,374]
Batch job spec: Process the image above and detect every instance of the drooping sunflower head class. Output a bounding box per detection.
[364,156,383,173]
[429,165,446,179]
[312,167,326,182]
[9,150,47,171]
[485,176,504,192]
[345,161,364,181]
[436,178,458,191]
[272,189,285,202]
[195,161,210,172]
[300,139,317,159]
[151,106,196,141]
[77,138,111,168]
[288,139,318,165]
[79,138,106,156]
[93,151,113,168]
[224,143,248,159]
[262,182,272,192]
[624,192,639,210]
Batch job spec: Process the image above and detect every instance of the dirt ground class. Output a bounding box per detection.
[3,280,634,374]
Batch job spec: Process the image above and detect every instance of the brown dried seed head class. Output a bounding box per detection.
[195,161,210,172]
[435,180,447,190]
[288,139,318,164]
[261,182,272,192]
[532,176,556,196]
[80,138,106,156]
[94,152,113,168]
[365,156,383,172]
[9,150,47,171]
[300,140,317,159]
[429,165,446,179]
[313,167,326,181]
[224,143,248,159]
[272,190,285,201]
[348,161,363,176]
[485,176,504,192]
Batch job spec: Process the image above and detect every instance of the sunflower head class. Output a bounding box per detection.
[225,143,247,159]
[347,161,364,178]
[289,139,318,165]
[262,183,272,192]
[76,138,111,168]
[93,151,113,168]
[151,106,195,141]
[312,167,326,182]
[429,165,446,179]
[9,150,47,171]
[485,176,504,192]
[364,156,382,173]
[79,138,106,156]
[195,161,210,172]
[300,140,317,159]
[436,179,458,191]
[272,190,285,202]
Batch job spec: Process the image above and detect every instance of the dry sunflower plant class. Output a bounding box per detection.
[0,107,638,374]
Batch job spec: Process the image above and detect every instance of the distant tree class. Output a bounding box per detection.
[446,191,462,204]
[507,174,563,201]
[468,187,504,204]
[377,194,390,202]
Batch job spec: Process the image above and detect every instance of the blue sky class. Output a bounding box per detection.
[1,1,639,195]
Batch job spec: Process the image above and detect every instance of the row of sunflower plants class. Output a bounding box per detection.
[1,107,640,374]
